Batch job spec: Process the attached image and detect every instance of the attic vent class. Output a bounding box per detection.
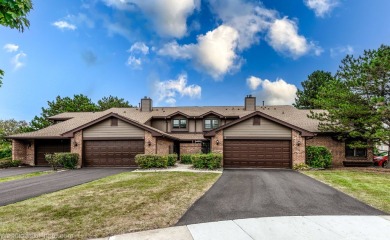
[253,116,260,125]
[111,118,118,126]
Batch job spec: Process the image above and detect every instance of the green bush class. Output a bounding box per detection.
[306,146,332,168]
[180,154,192,164]
[167,154,177,166]
[292,163,310,170]
[0,158,21,168]
[191,153,222,170]
[55,153,79,169]
[0,143,12,159]
[135,154,169,169]
[45,153,61,171]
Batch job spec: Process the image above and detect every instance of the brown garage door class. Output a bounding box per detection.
[35,139,71,166]
[83,140,144,167]
[223,140,291,168]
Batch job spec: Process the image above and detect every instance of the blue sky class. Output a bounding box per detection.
[1,0,390,121]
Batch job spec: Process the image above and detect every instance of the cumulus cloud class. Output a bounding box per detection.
[158,25,240,79]
[208,0,276,50]
[11,52,27,70]
[3,44,19,52]
[267,17,322,59]
[154,74,201,105]
[304,0,339,17]
[127,42,149,69]
[330,45,354,58]
[103,0,200,38]
[247,76,297,105]
[129,42,149,55]
[52,20,77,30]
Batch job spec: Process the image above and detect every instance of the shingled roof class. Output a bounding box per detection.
[8,105,323,139]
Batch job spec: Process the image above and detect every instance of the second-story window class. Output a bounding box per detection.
[173,119,187,129]
[204,119,219,130]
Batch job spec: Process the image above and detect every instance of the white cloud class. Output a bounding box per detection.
[11,52,27,70]
[248,76,297,105]
[158,25,240,79]
[246,76,262,90]
[330,45,354,58]
[154,74,201,105]
[129,42,149,55]
[3,44,19,53]
[267,17,322,59]
[208,0,276,50]
[126,56,142,69]
[103,0,200,38]
[52,21,77,30]
[304,0,339,17]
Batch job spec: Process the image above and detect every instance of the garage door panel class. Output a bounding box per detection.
[35,140,71,166]
[223,140,291,168]
[84,140,144,167]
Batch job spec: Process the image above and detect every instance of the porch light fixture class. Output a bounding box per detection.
[216,139,220,145]
[297,141,301,146]
[73,141,78,147]
[148,140,152,146]
[27,142,32,148]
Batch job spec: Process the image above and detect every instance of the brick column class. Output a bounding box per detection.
[292,130,306,165]
[26,140,35,166]
[144,131,157,154]
[211,130,223,154]
[71,130,83,168]
[157,138,173,155]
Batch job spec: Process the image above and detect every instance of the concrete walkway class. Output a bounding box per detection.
[93,215,390,240]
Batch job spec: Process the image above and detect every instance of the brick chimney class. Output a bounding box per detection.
[140,96,152,112]
[244,95,256,111]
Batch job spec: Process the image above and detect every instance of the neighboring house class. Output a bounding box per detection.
[8,96,373,168]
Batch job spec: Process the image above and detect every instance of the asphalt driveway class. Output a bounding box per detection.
[0,167,51,178]
[0,168,130,206]
[177,169,384,225]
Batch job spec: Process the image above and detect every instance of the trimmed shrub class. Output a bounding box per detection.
[306,146,332,168]
[292,163,310,170]
[167,154,178,166]
[135,154,168,169]
[45,153,61,171]
[191,153,222,170]
[180,154,192,164]
[55,153,79,169]
[0,158,21,168]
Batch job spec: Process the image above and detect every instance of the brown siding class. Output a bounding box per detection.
[83,118,144,139]
[196,120,203,132]
[151,119,166,132]
[189,119,196,132]
[224,117,291,139]
[245,97,256,111]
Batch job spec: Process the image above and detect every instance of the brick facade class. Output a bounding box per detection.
[292,130,305,165]
[157,138,174,155]
[71,130,83,168]
[12,139,35,166]
[144,131,157,154]
[180,142,202,154]
[211,130,223,154]
[306,136,346,167]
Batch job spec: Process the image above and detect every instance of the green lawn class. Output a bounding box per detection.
[0,171,53,183]
[303,169,390,213]
[0,172,221,239]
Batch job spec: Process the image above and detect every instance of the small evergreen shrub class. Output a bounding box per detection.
[135,154,169,169]
[55,153,79,169]
[0,158,21,168]
[191,153,222,170]
[180,154,192,164]
[293,163,310,170]
[306,146,332,168]
[167,154,178,166]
